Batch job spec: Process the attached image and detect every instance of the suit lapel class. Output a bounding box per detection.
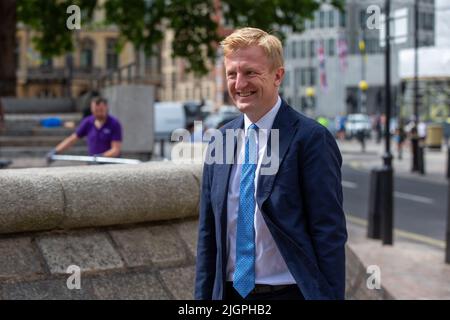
[213,116,243,290]
[256,100,298,208]
[213,116,244,214]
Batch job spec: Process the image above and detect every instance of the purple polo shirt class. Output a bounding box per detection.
[75,115,122,156]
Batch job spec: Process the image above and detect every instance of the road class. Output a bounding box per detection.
[342,164,448,243]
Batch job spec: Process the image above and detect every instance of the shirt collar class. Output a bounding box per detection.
[244,95,281,134]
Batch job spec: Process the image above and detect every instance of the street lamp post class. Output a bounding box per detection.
[367,0,394,246]
[306,86,315,117]
[380,0,394,245]
[411,0,420,172]
[359,80,369,115]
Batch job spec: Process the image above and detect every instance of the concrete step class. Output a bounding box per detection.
[2,127,75,137]
[2,113,82,136]
[0,136,85,147]
[0,146,86,158]
[2,97,75,114]
[4,112,82,122]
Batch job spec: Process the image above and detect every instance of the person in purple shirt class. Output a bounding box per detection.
[48,97,122,159]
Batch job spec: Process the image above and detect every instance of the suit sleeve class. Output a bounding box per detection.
[194,161,217,299]
[301,125,348,299]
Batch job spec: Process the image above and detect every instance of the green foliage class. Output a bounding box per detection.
[17,0,96,58]
[16,0,344,75]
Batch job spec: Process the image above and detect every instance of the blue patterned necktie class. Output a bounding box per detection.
[234,123,258,298]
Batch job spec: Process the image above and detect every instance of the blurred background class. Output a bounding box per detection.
[0,0,450,300]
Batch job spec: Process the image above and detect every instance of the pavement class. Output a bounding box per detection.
[337,138,448,186]
[340,137,450,299]
[347,221,450,300]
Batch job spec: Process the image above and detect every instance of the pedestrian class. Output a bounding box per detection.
[356,129,366,153]
[395,125,406,160]
[335,114,346,140]
[195,27,347,301]
[418,121,427,144]
[46,97,122,162]
[375,114,382,144]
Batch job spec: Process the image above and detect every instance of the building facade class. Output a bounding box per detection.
[282,0,435,118]
[15,2,161,99]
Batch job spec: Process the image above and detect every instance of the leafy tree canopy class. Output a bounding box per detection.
[17,0,343,76]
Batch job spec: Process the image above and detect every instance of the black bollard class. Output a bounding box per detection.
[446,179,450,263]
[411,136,419,172]
[380,166,394,245]
[418,144,425,175]
[368,169,382,239]
[447,147,450,179]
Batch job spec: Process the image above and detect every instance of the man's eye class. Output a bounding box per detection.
[227,73,236,78]
[247,71,256,76]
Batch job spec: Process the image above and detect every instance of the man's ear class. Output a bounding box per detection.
[274,67,285,87]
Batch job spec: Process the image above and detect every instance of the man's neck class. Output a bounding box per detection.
[246,95,279,123]
[94,117,107,128]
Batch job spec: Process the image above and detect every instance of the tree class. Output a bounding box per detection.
[2,0,343,96]
[0,0,17,97]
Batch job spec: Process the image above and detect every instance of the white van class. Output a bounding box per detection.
[154,101,186,140]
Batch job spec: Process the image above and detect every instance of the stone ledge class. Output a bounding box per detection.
[0,162,202,235]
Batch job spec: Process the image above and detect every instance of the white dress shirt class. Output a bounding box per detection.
[226,96,296,285]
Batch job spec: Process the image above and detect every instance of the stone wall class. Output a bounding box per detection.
[0,162,393,299]
[0,162,201,235]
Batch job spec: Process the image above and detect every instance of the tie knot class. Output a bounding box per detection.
[248,123,258,131]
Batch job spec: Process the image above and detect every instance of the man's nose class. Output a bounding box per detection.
[235,73,248,90]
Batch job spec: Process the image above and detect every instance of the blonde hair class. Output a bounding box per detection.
[220,27,284,70]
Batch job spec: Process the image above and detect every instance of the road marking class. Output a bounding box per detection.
[346,214,445,249]
[342,180,434,204]
[342,180,357,189]
[394,191,434,204]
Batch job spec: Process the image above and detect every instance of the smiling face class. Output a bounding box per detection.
[224,45,284,123]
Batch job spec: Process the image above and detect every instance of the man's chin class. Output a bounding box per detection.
[235,103,254,113]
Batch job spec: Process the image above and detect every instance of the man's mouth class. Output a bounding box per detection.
[237,91,256,98]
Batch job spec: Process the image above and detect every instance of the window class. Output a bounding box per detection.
[291,41,297,59]
[360,9,367,28]
[284,70,291,87]
[285,43,290,59]
[106,38,119,70]
[425,13,434,30]
[300,68,305,86]
[309,68,316,86]
[295,68,301,86]
[309,40,315,57]
[366,38,382,54]
[314,11,320,28]
[300,41,306,58]
[328,39,335,56]
[296,41,302,59]
[328,10,335,28]
[80,38,94,69]
[319,11,325,28]
[339,11,346,28]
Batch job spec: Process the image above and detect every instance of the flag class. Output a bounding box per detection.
[337,37,348,72]
[317,40,327,92]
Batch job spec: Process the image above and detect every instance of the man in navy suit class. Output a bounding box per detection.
[195,27,347,300]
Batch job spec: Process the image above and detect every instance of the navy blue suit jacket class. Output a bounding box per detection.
[195,100,347,300]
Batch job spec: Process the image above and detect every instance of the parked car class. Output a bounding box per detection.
[345,113,372,139]
[203,105,240,129]
[154,101,186,140]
